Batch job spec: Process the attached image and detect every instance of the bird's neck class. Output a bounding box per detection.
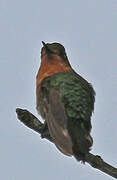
[36,55,72,89]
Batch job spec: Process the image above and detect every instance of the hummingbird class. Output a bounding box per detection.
[36,41,95,162]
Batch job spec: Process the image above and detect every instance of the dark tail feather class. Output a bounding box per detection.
[67,118,93,162]
[70,121,93,162]
[72,133,93,163]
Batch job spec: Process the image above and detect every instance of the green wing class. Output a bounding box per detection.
[48,70,95,123]
[39,70,95,157]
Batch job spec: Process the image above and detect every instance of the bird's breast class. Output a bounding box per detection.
[36,55,72,105]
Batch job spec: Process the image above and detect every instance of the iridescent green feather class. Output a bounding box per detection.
[42,70,95,123]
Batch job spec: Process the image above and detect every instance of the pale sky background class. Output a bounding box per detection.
[0,0,117,179]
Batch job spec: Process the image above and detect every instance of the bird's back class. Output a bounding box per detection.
[37,70,95,160]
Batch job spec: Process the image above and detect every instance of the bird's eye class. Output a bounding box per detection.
[53,50,59,54]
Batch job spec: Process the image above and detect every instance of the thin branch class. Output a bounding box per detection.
[16,108,52,141]
[16,108,117,179]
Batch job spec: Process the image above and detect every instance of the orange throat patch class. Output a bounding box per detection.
[36,54,72,101]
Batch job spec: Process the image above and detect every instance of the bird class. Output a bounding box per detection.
[36,41,95,162]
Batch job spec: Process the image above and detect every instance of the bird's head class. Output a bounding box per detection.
[36,41,72,92]
[41,41,71,66]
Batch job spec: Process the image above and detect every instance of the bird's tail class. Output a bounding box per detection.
[69,120,93,162]
[73,134,93,163]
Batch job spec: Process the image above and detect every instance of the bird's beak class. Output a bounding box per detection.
[42,41,52,54]
[42,41,46,46]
